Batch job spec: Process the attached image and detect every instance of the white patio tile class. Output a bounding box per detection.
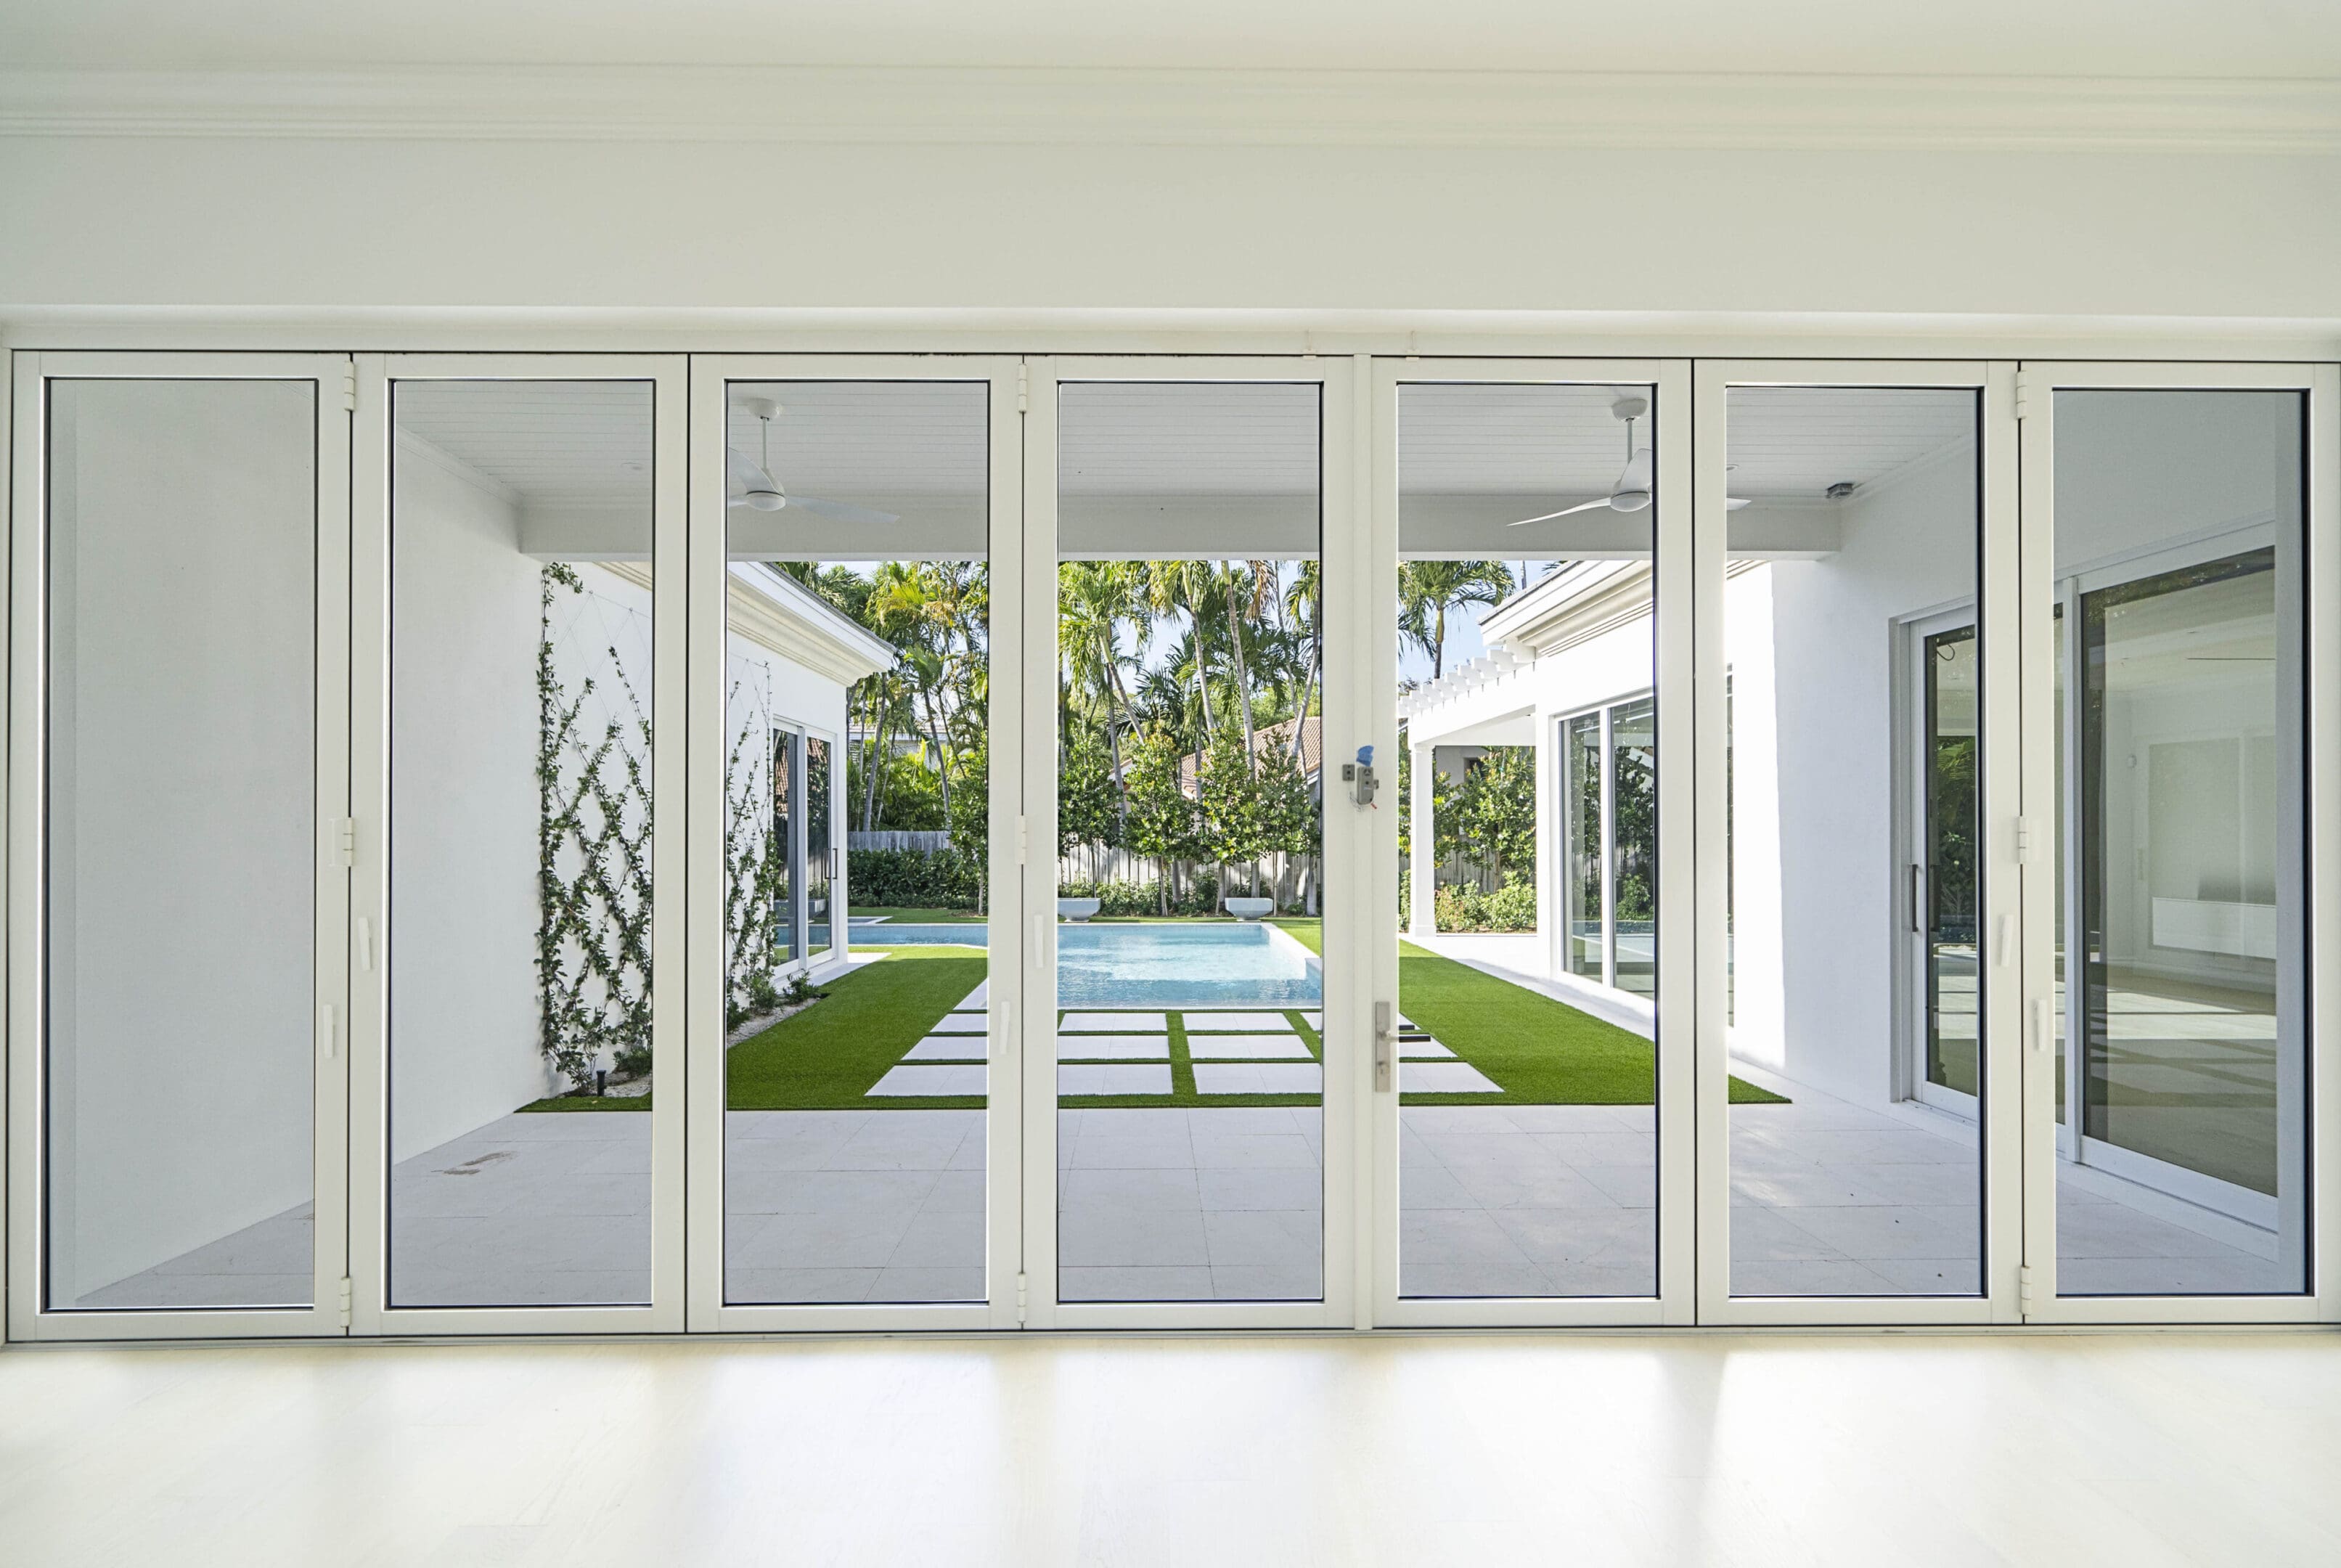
[1061,1010,1170,1032]
[1058,1063,1174,1095]
[1181,1010,1301,1032]
[952,981,989,1010]
[1193,1063,1323,1095]
[1400,1038,1455,1059]
[928,1014,988,1034]
[1402,1061,1502,1093]
[1184,1034,1312,1061]
[867,1064,987,1097]
[1056,1035,1170,1060]
[901,1037,987,1062]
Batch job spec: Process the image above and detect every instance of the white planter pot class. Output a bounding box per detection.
[1224,897,1275,921]
[1056,897,1102,922]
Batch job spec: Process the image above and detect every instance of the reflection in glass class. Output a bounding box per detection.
[2053,388,2305,1297]
[45,378,319,1310]
[1564,713,1605,980]
[1609,697,1659,1000]
[806,735,835,956]
[1924,626,1980,1098]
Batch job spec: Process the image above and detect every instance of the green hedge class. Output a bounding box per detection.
[1056,875,1223,918]
[851,846,982,910]
[1435,880,1537,933]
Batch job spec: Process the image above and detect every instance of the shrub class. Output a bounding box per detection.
[1484,881,1537,931]
[1057,875,1222,918]
[1434,878,1537,932]
[851,846,983,910]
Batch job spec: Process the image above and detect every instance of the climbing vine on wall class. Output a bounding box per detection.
[536,565,653,1089]
[723,679,792,1030]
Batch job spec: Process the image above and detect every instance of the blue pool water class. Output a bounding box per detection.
[853,920,1322,1008]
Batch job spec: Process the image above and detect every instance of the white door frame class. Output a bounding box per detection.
[1692,359,2022,1328]
[685,354,1026,1333]
[1023,354,1359,1331]
[7,351,354,1341]
[346,353,687,1336]
[1903,604,1983,1119]
[1368,356,1693,1328]
[2017,360,2341,1325]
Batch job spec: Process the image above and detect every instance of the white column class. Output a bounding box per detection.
[1409,741,1436,939]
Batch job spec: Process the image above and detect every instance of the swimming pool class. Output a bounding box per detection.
[854,919,1322,1008]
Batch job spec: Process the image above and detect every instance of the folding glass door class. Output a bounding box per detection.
[8,353,354,1340]
[346,356,687,1333]
[1022,357,1358,1328]
[1371,359,1694,1326]
[1688,362,2022,1326]
[685,357,1026,1331]
[2019,364,2339,1323]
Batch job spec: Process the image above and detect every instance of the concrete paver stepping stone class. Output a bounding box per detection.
[1182,1010,1300,1032]
[1299,1010,1408,1030]
[953,981,989,1010]
[1400,1038,1455,1059]
[902,1037,988,1062]
[1057,1063,1174,1095]
[1184,1034,1312,1061]
[1061,1011,1169,1032]
[930,1014,989,1033]
[1402,1061,1501,1093]
[1193,1063,1323,1095]
[1057,1035,1171,1060]
[868,1064,988,1097]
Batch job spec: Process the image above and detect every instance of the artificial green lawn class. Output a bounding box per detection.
[524,918,1784,1111]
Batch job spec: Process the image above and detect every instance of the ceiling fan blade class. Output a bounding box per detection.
[792,496,902,526]
[727,447,775,492]
[1726,497,1752,510]
[1617,446,1654,494]
[1507,498,1610,527]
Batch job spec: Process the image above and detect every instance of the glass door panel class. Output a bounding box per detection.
[16,359,349,1335]
[381,376,661,1310]
[1718,381,1990,1302]
[2047,385,2309,1299]
[1392,376,1665,1304]
[717,376,995,1310]
[1048,377,1328,1306]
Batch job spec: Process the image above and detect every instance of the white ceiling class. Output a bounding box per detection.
[6,1,2337,75]
[396,380,653,511]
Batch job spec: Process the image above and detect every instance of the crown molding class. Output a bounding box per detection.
[3,65,2338,153]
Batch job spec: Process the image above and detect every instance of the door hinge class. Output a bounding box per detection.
[2017,1264,2036,1313]
[337,817,358,869]
[1016,363,1030,415]
[1018,815,1029,865]
[2012,369,2034,422]
[319,1002,340,1061]
[340,367,359,415]
[2012,815,2036,865]
[338,1275,354,1328]
[1015,1270,1029,1324]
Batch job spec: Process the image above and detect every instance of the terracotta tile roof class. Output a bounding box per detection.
[1177,714,1321,797]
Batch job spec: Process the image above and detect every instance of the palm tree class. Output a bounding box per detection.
[1400,558,1516,680]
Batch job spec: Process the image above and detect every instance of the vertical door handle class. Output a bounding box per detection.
[1910,864,1927,934]
[1374,1000,1394,1093]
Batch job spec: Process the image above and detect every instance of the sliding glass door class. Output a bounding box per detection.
[2021,365,2337,1321]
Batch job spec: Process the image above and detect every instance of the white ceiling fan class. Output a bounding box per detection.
[1507,396,1749,526]
[727,398,900,524]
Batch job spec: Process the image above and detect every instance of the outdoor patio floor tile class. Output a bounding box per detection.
[1067,1134,1196,1169]
[1728,1259,1902,1296]
[1529,1132,1658,1169]
[1197,1167,1325,1211]
[868,1267,985,1302]
[1773,1202,1981,1261]
[868,1064,987,1097]
[1058,1266,1217,1301]
[1862,1256,1985,1294]
[1400,1039,1457,1059]
[1058,1206,1210,1268]
[1397,1261,1555,1298]
[1572,1163,1659,1208]
[1191,1062,1322,1094]
[953,981,989,1010]
[1187,1132,1321,1169]
[902,1036,987,1061]
[1055,1036,1170,1060]
[723,1168,941,1215]
[1060,1011,1169,1032]
[1182,1011,1304,1032]
[1059,1167,1204,1211]
[884,1211,986,1267]
[1183,1034,1312,1060]
[725,1209,917,1271]
[1208,1265,1323,1299]
[724,1267,878,1304]
[1058,1063,1174,1095]
[1723,1205,1852,1263]
[1400,1061,1501,1092]
[1201,1209,1322,1267]
[1490,1206,1653,1267]
[928,1014,989,1034]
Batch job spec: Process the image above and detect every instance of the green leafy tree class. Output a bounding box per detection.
[1124,729,1203,915]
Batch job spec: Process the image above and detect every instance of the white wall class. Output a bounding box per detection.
[1,137,2337,331]
[1736,449,1980,1106]
[388,439,548,1162]
[46,378,319,1301]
